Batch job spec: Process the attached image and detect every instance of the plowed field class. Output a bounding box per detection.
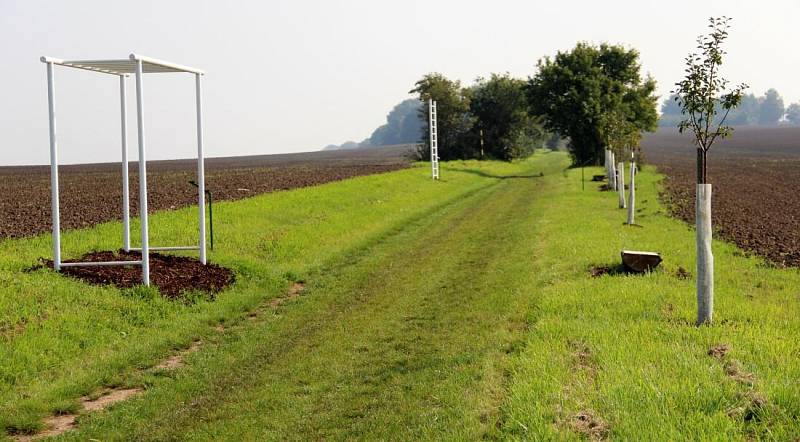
[0,145,413,240]
[643,127,800,267]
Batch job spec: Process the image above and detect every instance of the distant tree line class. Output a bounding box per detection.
[409,73,551,161]
[411,43,658,164]
[323,99,424,151]
[331,42,661,165]
[660,88,800,127]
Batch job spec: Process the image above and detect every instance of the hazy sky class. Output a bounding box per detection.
[1,0,798,165]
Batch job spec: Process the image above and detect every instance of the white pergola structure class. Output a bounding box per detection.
[41,53,208,286]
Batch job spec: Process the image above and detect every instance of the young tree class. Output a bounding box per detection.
[410,73,473,160]
[526,43,658,166]
[599,110,642,160]
[673,16,747,325]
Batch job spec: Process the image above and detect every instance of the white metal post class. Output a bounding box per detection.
[46,62,61,270]
[195,73,207,265]
[120,75,131,251]
[134,60,150,285]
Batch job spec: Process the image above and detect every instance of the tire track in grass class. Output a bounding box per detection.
[195,170,546,440]
[67,157,562,440]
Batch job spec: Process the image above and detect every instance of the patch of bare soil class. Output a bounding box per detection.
[248,282,306,322]
[588,264,632,278]
[37,250,234,298]
[569,410,610,441]
[727,392,770,422]
[155,341,202,370]
[13,387,143,441]
[559,341,609,439]
[13,415,76,442]
[82,388,144,412]
[724,360,756,385]
[708,343,731,359]
[706,344,756,385]
[269,282,305,308]
[569,340,597,376]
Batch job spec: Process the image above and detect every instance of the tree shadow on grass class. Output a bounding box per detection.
[451,168,545,179]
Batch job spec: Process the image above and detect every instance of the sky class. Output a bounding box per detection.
[1,0,798,165]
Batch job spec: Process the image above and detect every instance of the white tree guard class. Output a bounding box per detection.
[617,161,626,209]
[696,184,714,324]
[627,162,636,224]
[610,152,617,191]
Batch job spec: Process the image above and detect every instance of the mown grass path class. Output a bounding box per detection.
[65,155,562,440]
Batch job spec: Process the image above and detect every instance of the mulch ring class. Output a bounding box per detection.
[37,250,234,299]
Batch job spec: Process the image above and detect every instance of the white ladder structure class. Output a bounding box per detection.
[428,99,440,180]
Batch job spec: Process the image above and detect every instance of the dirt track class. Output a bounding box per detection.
[643,127,800,267]
[0,145,414,240]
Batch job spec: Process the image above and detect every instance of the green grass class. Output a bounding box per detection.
[1,151,799,440]
[0,157,538,435]
[499,160,800,440]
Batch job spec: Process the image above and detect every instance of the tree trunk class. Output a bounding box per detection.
[696,147,706,184]
[696,183,713,325]
[618,161,626,209]
[627,162,635,224]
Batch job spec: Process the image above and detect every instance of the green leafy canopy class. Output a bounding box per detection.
[526,42,658,166]
[673,17,748,152]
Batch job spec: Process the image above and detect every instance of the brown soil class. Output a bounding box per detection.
[13,415,76,442]
[569,410,610,440]
[708,344,731,359]
[643,127,800,268]
[40,250,235,298]
[0,145,413,240]
[589,264,633,277]
[724,360,756,385]
[569,340,596,374]
[82,388,144,412]
[13,387,143,441]
[269,282,305,307]
[705,343,757,385]
[728,392,769,422]
[155,341,202,370]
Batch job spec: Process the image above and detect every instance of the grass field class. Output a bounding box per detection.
[2,151,799,440]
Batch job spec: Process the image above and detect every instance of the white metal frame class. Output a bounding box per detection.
[41,53,207,286]
[428,99,439,180]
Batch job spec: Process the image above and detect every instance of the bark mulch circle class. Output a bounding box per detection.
[40,250,234,299]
